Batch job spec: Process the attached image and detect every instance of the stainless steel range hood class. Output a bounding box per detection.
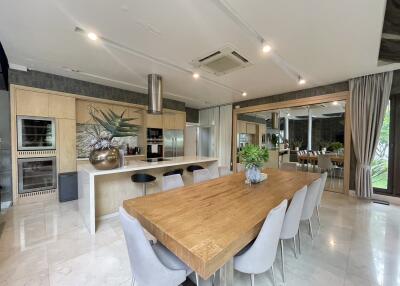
[147,74,163,114]
[271,112,279,129]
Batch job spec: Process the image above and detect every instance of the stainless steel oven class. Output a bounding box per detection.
[18,157,57,194]
[17,116,56,151]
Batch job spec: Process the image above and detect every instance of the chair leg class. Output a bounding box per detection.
[316,206,321,226]
[131,276,135,286]
[250,273,255,286]
[293,236,297,258]
[308,218,314,240]
[195,273,199,286]
[271,265,276,286]
[297,229,301,255]
[280,240,285,282]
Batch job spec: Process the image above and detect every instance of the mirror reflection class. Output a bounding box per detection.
[237,100,346,193]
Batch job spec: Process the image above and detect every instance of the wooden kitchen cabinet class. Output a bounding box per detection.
[76,100,110,124]
[162,113,176,129]
[174,113,186,129]
[16,89,49,117]
[49,95,76,119]
[162,112,186,130]
[246,123,257,134]
[238,121,247,133]
[146,113,163,128]
[58,119,77,172]
[127,107,143,126]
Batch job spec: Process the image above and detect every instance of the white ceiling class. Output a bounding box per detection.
[0,0,399,108]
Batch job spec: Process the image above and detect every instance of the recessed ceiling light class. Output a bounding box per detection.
[298,78,306,85]
[332,101,339,105]
[287,113,291,116]
[262,44,272,53]
[242,92,247,97]
[88,32,98,41]
[192,73,200,79]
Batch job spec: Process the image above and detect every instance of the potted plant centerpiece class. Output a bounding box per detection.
[238,144,269,184]
[88,108,139,170]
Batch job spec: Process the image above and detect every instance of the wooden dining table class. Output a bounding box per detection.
[123,168,320,286]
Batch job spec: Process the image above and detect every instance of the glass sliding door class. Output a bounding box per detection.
[373,93,400,196]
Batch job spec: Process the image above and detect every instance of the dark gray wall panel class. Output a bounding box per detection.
[0,90,12,208]
[8,69,185,112]
[185,107,199,123]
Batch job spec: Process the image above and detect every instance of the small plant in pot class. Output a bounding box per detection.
[238,144,269,184]
[88,108,139,170]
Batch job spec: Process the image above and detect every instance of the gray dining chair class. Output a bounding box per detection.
[279,186,307,282]
[300,178,321,241]
[162,174,184,192]
[193,168,211,184]
[218,166,232,177]
[234,199,288,286]
[237,163,245,172]
[119,207,192,286]
[280,162,298,171]
[315,172,328,226]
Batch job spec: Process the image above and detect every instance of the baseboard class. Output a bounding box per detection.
[372,193,400,206]
[96,211,119,222]
[348,189,356,197]
[1,201,12,211]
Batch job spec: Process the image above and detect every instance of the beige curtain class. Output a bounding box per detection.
[349,71,393,198]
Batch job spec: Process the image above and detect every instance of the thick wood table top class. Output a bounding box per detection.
[123,168,320,279]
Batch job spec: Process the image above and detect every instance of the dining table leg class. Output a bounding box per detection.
[215,258,234,286]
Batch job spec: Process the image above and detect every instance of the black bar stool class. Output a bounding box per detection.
[163,168,184,177]
[131,173,156,196]
[186,165,204,173]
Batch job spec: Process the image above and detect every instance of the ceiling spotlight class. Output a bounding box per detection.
[298,78,306,85]
[242,92,247,97]
[192,73,200,79]
[262,44,272,53]
[332,101,339,105]
[87,32,98,41]
[287,113,291,116]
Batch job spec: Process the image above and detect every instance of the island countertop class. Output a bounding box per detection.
[78,156,219,176]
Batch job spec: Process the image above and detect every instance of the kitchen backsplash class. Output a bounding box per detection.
[76,123,138,158]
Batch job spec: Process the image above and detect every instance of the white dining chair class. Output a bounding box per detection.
[162,174,184,192]
[315,172,328,226]
[218,166,232,177]
[280,162,298,171]
[234,200,288,286]
[119,207,192,286]
[300,178,321,241]
[193,168,211,184]
[318,154,334,187]
[279,186,307,282]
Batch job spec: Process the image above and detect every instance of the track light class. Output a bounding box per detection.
[192,73,200,79]
[87,32,98,41]
[262,44,272,53]
[242,92,247,97]
[298,77,306,85]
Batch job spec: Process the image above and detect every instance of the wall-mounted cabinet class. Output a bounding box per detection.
[146,113,163,129]
[246,123,257,135]
[49,95,76,119]
[162,112,186,130]
[57,119,77,172]
[16,89,49,117]
[76,100,111,124]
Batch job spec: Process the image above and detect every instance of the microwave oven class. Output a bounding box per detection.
[17,116,56,150]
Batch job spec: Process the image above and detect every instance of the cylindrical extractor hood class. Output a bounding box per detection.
[148,74,163,114]
[271,112,279,129]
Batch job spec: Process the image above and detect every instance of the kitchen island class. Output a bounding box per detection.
[78,156,219,234]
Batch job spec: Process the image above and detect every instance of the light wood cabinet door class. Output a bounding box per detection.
[58,119,77,172]
[49,95,76,119]
[128,108,143,126]
[238,121,247,133]
[163,113,176,129]
[146,113,163,128]
[16,89,49,117]
[174,113,186,130]
[76,100,111,124]
[246,123,256,134]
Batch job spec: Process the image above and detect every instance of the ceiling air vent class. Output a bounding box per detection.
[192,46,252,76]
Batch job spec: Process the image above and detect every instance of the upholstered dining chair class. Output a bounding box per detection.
[193,168,211,184]
[234,200,288,286]
[280,162,298,171]
[300,178,321,241]
[236,163,245,172]
[162,174,184,192]
[119,207,192,286]
[315,172,328,225]
[279,186,307,282]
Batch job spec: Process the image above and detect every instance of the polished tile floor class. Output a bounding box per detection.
[1,192,400,286]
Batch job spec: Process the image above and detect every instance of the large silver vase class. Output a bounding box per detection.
[89,147,120,170]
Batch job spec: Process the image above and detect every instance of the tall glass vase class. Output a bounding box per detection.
[245,166,262,184]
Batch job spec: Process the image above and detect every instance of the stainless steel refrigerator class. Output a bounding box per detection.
[164,130,184,157]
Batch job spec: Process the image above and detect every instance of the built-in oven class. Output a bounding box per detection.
[17,116,56,150]
[147,141,163,158]
[18,157,57,194]
[147,128,163,140]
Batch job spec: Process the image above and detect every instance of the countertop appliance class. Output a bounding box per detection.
[17,116,56,150]
[164,130,184,158]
